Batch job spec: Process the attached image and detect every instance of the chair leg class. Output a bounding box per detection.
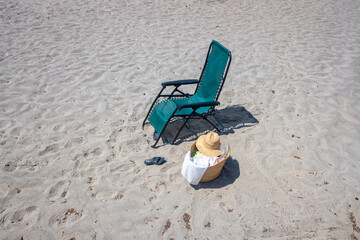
[153,116,189,147]
[152,126,168,148]
[172,108,197,144]
[151,109,178,148]
[172,112,221,145]
[172,116,191,144]
[151,131,162,148]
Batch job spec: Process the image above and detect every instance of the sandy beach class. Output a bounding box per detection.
[1,0,360,239]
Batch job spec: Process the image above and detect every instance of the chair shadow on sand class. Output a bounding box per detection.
[158,105,258,188]
[160,104,259,145]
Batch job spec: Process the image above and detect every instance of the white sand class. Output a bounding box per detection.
[1,0,360,239]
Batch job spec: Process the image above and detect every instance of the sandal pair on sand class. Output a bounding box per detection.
[144,157,166,165]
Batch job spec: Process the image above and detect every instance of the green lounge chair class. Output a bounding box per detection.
[142,40,232,147]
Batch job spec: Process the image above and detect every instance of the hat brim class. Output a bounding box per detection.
[196,135,222,157]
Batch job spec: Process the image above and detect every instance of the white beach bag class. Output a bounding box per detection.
[181,151,208,185]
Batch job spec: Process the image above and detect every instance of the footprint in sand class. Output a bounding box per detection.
[48,208,83,227]
[39,144,61,156]
[91,188,117,201]
[65,137,84,148]
[48,180,71,202]
[110,162,133,173]
[53,124,65,132]
[0,206,39,229]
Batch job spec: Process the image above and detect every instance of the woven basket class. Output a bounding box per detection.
[190,142,231,182]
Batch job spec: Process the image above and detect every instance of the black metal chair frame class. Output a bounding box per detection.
[142,41,232,147]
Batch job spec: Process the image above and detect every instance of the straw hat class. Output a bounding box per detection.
[196,132,222,157]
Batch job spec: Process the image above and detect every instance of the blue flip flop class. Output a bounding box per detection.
[144,157,166,165]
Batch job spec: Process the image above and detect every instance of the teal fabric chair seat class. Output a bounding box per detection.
[143,40,232,147]
[149,97,212,135]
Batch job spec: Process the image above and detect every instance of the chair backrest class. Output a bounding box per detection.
[194,40,232,105]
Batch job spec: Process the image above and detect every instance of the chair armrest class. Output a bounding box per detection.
[161,79,199,87]
[178,101,220,110]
